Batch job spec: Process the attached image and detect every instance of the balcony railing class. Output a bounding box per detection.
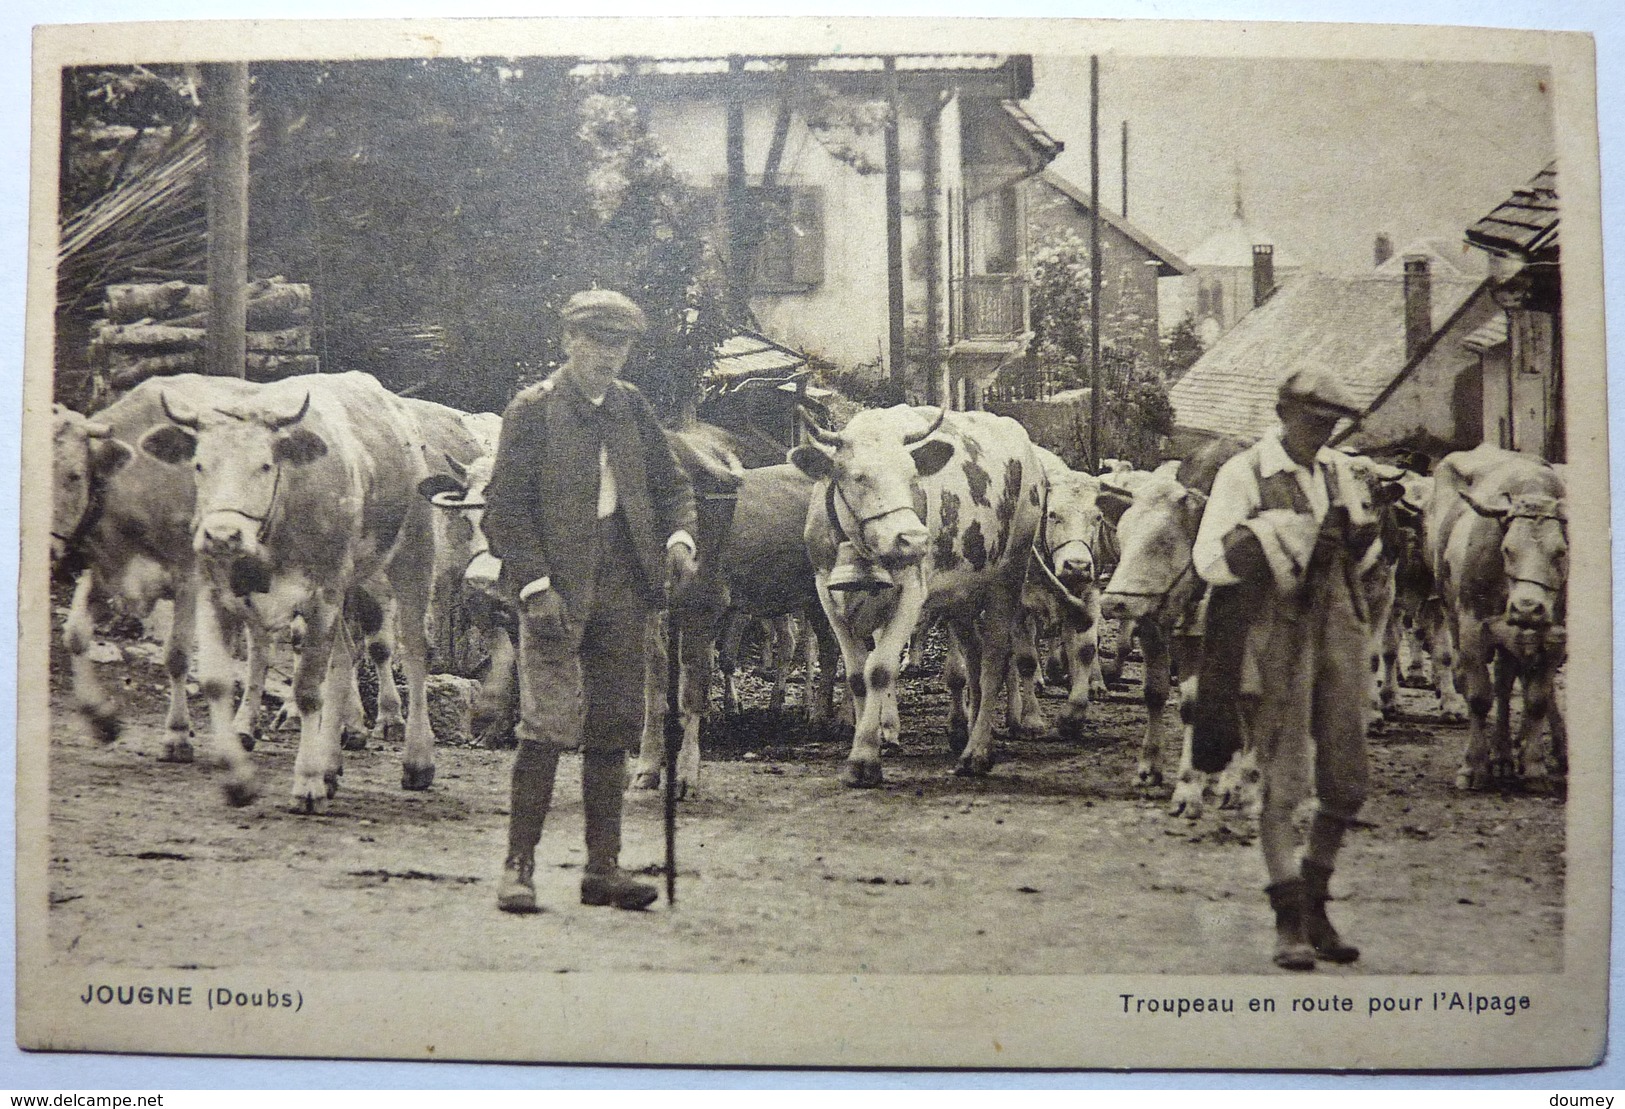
[960,274,1026,341]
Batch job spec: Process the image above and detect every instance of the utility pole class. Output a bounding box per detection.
[201,62,249,379]
[884,57,907,396]
[1121,119,1129,219]
[1089,56,1101,471]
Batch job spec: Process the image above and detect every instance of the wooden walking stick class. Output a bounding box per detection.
[664,608,681,908]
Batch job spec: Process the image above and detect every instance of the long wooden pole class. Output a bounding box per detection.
[1121,119,1129,219]
[883,57,907,396]
[201,62,249,379]
[1089,56,1101,471]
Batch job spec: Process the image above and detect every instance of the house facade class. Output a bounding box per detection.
[1172,210,1303,345]
[575,54,1062,408]
[1023,168,1190,372]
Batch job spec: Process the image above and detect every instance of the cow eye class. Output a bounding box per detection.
[261,462,273,473]
[194,462,203,472]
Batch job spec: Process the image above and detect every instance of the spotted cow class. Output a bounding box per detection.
[52,379,273,759]
[1007,447,1108,740]
[791,405,1045,786]
[140,372,482,810]
[1425,445,1567,789]
[1098,439,1247,818]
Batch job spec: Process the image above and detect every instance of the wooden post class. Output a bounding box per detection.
[922,92,946,408]
[884,57,907,396]
[201,62,249,379]
[726,55,749,323]
[1121,119,1129,219]
[1089,56,1101,471]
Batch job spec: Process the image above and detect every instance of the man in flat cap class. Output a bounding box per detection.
[1191,366,1380,969]
[482,289,698,914]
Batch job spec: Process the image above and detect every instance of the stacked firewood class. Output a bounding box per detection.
[87,276,318,397]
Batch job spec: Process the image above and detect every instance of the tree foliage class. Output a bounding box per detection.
[1024,231,1174,468]
[1160,313,1206,381]
[59,58,729,421]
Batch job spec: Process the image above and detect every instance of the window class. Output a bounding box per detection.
[746,185,824,294]
[967,185,1020,276]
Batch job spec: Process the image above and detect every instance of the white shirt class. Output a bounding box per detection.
[1194,427,1367,588]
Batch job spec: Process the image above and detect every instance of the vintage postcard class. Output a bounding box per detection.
[17,16,1608,1070]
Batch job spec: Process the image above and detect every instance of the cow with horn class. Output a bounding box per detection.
[791,404,1045,786]
[139,372,477,810]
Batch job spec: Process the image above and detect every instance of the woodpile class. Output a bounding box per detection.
[87,276,319,397]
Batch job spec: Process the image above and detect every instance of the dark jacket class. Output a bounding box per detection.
[483,371,696,613]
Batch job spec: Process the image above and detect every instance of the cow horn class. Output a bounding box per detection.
[160,391,201,430]
[84,420,112,439]
[265,391,311,431]
[798,406,841,447]
[902,407,946,445]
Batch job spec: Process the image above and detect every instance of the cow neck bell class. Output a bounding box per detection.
[826,540,897,594]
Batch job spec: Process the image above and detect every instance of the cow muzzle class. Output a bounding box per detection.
[196,511,263,559]
[1051,540,1095,590]
[870,521,931,571]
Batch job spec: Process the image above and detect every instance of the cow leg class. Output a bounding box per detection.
[631,615,667,791]
[391,576,437,793]
[1492,653,1518,781]
[1098,615,1127,688]
[1136,617,1171,789]
[1528,664,1567,780]
[362,592,406,745]
[1380,609,1401,720]
[1057,603,1102,741]
[1168,629,1215,818]
[716,611,747,718]
[1006,608,1045,739]
[838,580,921,788]
[1453,618,1495,790]
[64,571,121,745]
[806,604,838,727]
[288,594,344,812]
[957,592,1018,777]
[675,612,714,798]
[767,614,797,717]
[1424,599,1469,722]
[227,612,273,755]
[472,628,517,748]
[325,622,369,752]
[196,597,258,805]
[155,573,198,757]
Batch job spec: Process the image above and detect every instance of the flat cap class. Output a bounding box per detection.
[561,289,647,336]
[1277,366,1362,419]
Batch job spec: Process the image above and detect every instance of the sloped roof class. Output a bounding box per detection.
[1466,161,1558,260]
[1169,271,1482,443]
[1184,217,1302,270]
[708,328,808,388]
[1374,236,1487,281]
[1034,170,1190,276]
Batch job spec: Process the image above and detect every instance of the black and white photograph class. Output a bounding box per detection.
[14,13,1611,1072]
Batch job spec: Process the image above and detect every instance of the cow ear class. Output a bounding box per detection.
[1180,489,1209,529]
[1462,488,1510,519]
[418,473,466,502]
[273,428,328,466]
[910,439,955,477]
[139,425,196,464]
[1096,489,1133,527]
[789,443,834,479]
[92,437,133,474]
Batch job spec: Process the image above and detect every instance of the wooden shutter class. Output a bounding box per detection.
[789,186,824,289]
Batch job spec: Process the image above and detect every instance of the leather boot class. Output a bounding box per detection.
[581,749,658,911]
[1301,860,1360,964]
[1266,879,1316,971]
[497,743,558,914]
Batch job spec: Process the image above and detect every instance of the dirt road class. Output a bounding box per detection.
[43,630,1564,977]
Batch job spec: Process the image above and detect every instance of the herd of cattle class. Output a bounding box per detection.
[50,370,1569,819]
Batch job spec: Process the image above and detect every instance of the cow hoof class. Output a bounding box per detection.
[340,728,368,752]
[292,793,329,816]
[401,765,435,791]
[1169,783,1205,820]
[630,769,661,791]
[946,724,969,756]
[1136,766,1164,789]
[160,739,195,763]
[953,752,995,777]
[383,722,406,746]
[839,760,883,788]
[235,730,257,753]
[88,713,121,745]
[323,771,341,799]
[1455,767,1486,791]
[477,729,517,750]
[222,778,259,808]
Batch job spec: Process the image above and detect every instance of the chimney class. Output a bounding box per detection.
[1252,244,1275,308]
[1403,254,1432,360]
[1374,232,1394,268]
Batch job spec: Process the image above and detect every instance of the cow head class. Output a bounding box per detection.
[790,406,952,572]
[51,404,128,565]
[141,388,326,570]
[1463,487,1568,628]
[1099,473,1207,622]
[1037,470,1104,594]
[418,452,505,601]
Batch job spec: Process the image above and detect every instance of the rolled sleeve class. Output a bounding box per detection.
[1193,458,1259,586]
